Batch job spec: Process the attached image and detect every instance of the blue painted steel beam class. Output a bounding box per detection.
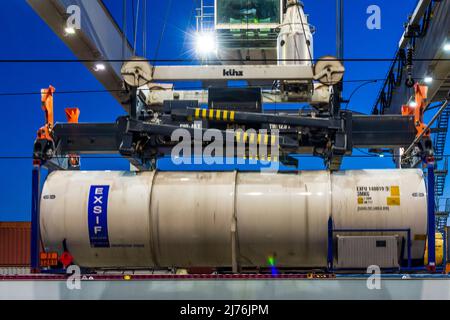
[30,165,41,273]
[427,162,436,270]
[327,217,333,271]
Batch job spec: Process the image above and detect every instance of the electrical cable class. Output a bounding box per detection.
[131,0,136,55]
[153,0,173,63]
[0,58,446,63]
[0,154,448,160]
[344,80,379,110]
[122,0,127,60]
[143,0,147,58]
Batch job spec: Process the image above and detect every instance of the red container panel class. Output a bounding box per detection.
[0,222,31,266]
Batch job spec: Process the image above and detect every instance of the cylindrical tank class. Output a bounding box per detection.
[40,169,427,269]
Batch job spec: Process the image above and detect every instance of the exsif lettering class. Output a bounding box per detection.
[88,185,110,248]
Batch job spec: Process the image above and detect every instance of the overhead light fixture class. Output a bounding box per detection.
[424,76,433,84]
[94,63,106,72]
[195,32,217,57]
[64,27,76,35]
[444,42,450,52]
[409,100,418,108]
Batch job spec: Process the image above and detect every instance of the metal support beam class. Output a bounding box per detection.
[145,87,331,106]
[41,113,417,167]
[327,217,334,271]
[336,0,344,60]
[427,162,436,271]
[398,0,433,49]
[352,115,416,148]
[27,0,134,107]
[53,123,121,154]
[30,165,41,273]
[403,99,449,157]
[335,0,344,105]
[151,65,315,81]
[173,107,342,129]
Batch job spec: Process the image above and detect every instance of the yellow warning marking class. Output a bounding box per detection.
[271,135,277,145]
[223,110,229,121]
[243,132,248,143]
[230,111,235,121]
[202,109,207,118]
[264,134,269,145]
[236,131,241,143]
[209,109,214,120]
[257,134,261,144]
[358,197,364,204]
[391,186,400,197]
[387,197,400,206]
[249,133,255,144]
[216,110,221,120]
[195,108,200,118]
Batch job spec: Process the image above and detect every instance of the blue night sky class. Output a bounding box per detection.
[0,0,447,221]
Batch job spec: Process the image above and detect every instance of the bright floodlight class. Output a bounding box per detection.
[409,100,418,108]
[195,32,217,56]
[424,76,433,84]
[94,63,106,72]
[64,27,76,35]
[444,42,450,52]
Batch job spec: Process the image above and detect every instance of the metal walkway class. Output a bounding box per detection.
[436,198,450,231]
[372,0,450,114]
[434,106,449,230]
[434,108,450,162]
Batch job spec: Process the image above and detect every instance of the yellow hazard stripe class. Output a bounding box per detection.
[216,110,221,120]
[195,108,200,119]
[249,133,255,144]
[236,131,241,142]
[230,111,235,121]
[209,109,214,120]
[202,109,207,118]
[223,110,229,121]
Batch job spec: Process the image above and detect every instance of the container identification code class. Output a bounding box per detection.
[88,185,110,248]
[356,185,400,211]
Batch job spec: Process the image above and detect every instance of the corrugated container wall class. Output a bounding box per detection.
[0,222,30,266]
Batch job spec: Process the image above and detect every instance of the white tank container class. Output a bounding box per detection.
[40,169,427,268]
